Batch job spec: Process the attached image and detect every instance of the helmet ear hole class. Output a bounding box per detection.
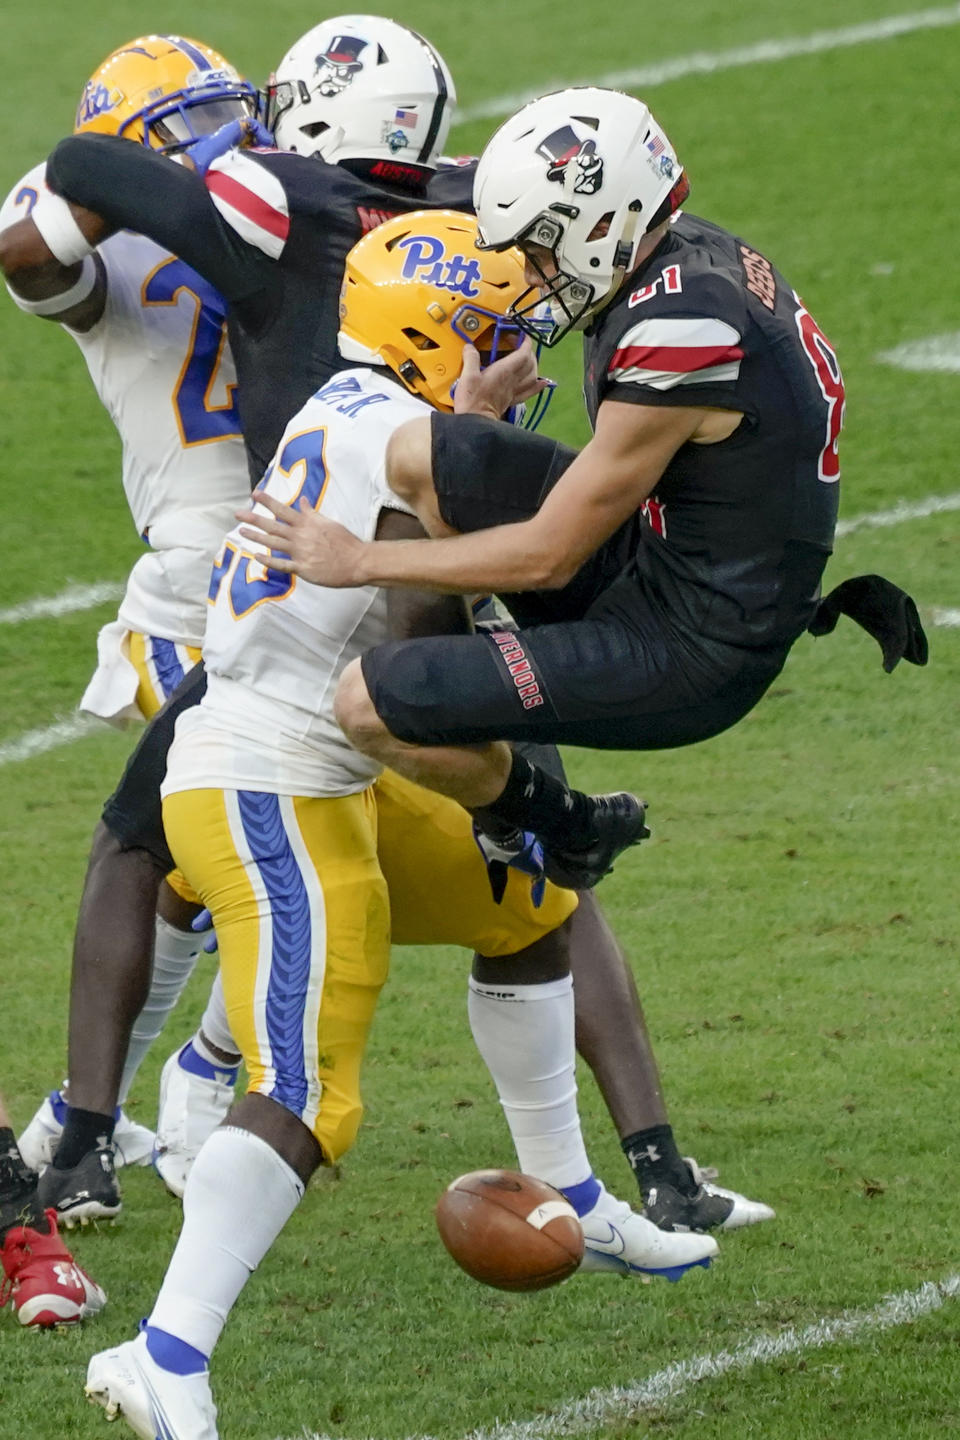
[401,327,440,352]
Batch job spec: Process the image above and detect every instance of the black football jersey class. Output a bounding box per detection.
[582,213,844,647]
[46,135,475,481]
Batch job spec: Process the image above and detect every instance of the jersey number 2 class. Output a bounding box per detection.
[142,258,241,447]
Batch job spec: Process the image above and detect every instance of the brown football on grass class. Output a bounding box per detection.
[435,1169,584,1291]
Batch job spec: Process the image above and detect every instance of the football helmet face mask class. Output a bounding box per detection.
[338,210,551,424]
[264,15,454,167]
[474,87,689,345]
[75,35,258,154]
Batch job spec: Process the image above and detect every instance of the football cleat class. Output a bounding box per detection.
[153,1044,237,1200]
[577,1184,717,1281]
[86,1331,219,1440]
[18,1088,155,1171]
[669,1157,776,1232]
[1,1209,106,1327]
[542,793,650,890]
[37,1146,121,1227]
[472,822,546,907]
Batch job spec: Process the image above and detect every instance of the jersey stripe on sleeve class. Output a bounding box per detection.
[609,316,743,390]
[204,151,290,260]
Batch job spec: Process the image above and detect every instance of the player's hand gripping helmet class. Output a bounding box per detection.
[264,15,454,168]
[75,35,258,154]
[339,211,547,420]
[474,87,689,345]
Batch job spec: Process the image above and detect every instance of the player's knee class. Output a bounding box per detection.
[334,659,388,751]
[385,417,433,510]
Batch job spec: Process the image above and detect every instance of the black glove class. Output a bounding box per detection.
[808,574,928,672]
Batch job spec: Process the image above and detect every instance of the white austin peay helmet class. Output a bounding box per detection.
[265,14,455,168]
[474,87,689,344]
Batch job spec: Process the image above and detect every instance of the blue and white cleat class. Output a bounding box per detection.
[577,1185,717,1282]
[18,1089,155,1172]
[472,822,546,907]
[86,1331,218,1439]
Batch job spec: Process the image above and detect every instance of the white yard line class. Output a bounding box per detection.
[0,580,122,626]
[0,713,102,767]
[835,491,960,536]
[276,1273,959,1440]
[876,331,960,373]
[454,4,960,122]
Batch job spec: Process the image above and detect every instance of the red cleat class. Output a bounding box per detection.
[0,1208,106,1327]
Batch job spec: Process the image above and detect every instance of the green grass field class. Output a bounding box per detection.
[1,2,959,1437]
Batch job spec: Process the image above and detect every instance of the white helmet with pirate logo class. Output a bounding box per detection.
[474,87,689,344]
[266,14,455,168]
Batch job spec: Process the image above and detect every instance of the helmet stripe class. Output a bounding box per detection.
[408,27,448,164]
[163,36,213,71]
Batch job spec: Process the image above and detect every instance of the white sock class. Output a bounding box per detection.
[467,974,592,1190]
[117,917,201,1104]
[148,1126,304,1357]
[196,972,241,1062]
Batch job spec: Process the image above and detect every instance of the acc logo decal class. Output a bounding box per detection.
[537,126,604,195]
[382,125,409,154]
[314,34,366,96]
[396,234,483,297]
[75,81,123,127]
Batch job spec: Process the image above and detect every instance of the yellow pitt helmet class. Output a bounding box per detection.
[75,34,257,153]
[339,211,549,420]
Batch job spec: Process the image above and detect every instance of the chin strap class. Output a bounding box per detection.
[807,575,929,672]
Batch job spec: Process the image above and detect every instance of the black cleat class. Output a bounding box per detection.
[643,1179,736,1233]
[542,792,650,890]
[642,1159,776,1233]
[37,1147,121,1228]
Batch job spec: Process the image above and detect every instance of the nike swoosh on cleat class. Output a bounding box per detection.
[583,1222,626,1255]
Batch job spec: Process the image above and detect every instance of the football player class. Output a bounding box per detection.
[82,216,716,1440]
[238,87,923,903]
[1,34,265,1185]
[0,13,474,1214]
[0,1091,104,1327]
[5,42,773,1236]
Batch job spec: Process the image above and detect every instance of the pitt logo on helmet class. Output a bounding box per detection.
[75,81,123,128]
[396,234,483,299]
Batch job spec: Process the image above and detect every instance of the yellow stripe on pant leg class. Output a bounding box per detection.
[374,769,576,956]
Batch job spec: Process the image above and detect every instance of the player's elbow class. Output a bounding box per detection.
[527,548,580,591]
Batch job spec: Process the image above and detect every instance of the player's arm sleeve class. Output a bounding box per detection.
[378,507,474,638]
[425,160,477,211]
[46,134,278,321]
[598,312,748,412]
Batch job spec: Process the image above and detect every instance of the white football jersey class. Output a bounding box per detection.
[1,162,250,647]
[162,368,427,799]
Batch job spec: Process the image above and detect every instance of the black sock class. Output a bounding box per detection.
[0,1128,47,1239]
[53,1108,115,1170]
[474,751,596,849]
[621,1124,693,1197]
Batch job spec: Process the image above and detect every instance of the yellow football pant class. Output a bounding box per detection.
[162,773,576,1162]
